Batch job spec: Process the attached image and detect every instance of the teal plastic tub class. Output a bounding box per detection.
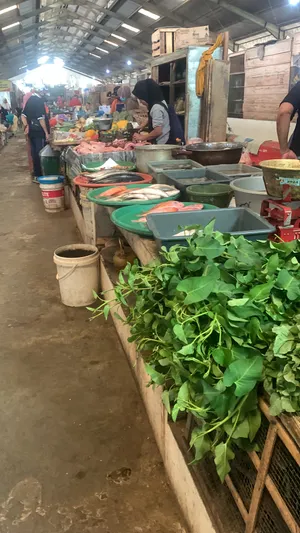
[147,159,203,184]
[147,207,275,249]
[163,168,230,200]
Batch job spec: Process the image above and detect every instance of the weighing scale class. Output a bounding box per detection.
[261,179,300,241]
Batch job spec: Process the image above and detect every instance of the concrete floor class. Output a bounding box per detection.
[0,138,186,533]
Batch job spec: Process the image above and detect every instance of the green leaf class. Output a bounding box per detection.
[223,356,263,397]
[273,325,295,355]
[269,392,283,416]
[176,267,220,305]
[281,397,296,413]
[143,313,153,326]
[224,418,250,439]
[178,343,195,355]
[276,269,300,300]
[173,324,187,344]
[193,235,225,259]
[267,253,279,275]
[145,364,165,386]
[249,280,274,301]
[162,390,171,414]
[177,381,189,404]
[212,347,233,367]
[248,410,261,442]
[228,298,249,307]
[92,289,99,299]
[214,443,235,482]
[103,304,110,320]
[171,403,181,422]
[192,433,212,462]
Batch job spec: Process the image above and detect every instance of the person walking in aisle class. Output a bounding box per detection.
[22,91,50,182]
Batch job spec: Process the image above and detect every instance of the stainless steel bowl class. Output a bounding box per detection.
[184,142,244,166]
[93,118,113,131]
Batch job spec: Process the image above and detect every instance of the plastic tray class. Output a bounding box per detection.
[147,207,275,249]
[147,159,203,184]
[163,168,230,200]
[207,163,262,179]
[74,173,152,189]
[87,184,180,207]
[111,202,218,237]
[81,160,136,172]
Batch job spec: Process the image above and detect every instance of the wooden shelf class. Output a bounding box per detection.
[159,81,170,86]
[174,79,186,85]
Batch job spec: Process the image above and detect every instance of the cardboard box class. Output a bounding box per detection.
[175,26,215,50]
[151,27,179,57]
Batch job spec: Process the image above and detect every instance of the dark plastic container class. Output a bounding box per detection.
[187,183,233,208]
[162,168,230,200]
[147,207,275,249]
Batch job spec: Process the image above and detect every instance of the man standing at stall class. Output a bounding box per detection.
[277,81,300,159]
[22,91,50,182]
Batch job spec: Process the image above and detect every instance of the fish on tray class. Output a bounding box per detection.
[135,202,204,223]
[97,184,179,202]
[97,186,128,198]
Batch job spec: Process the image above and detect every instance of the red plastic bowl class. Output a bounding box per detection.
[74,172,153,188]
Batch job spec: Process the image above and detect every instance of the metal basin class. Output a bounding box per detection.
[177,142,244,166]
[93,118,113,131]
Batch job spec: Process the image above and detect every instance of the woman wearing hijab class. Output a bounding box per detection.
[132,79,170,144]
[117,85,139,111]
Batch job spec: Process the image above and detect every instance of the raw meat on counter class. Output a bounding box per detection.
[74,139,150,155]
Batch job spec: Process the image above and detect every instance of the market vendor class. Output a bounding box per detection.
[117,85,139,111]
[132,79,170,144]
[277,81,300,159]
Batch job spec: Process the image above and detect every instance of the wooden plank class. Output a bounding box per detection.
[245,63,290,79]
[249,451,299,533]
[244,71,290,88]
[245,52,291,69]
[106,208,158,265]
[209,60,229,142]
[100,259,216,533]
[259,399,300,466]
[245,40,291,60]
[225,475,248,522]
[244,86,288,97]
[245,423,278,533]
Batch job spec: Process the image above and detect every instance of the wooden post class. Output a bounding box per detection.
[245,423,278,533]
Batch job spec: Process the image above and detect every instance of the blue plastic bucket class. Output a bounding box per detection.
[38,175,64,185]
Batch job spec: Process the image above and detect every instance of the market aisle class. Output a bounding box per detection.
[0,138,186,533]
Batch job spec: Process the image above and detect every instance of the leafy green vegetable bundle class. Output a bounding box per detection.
[91,223,300,481]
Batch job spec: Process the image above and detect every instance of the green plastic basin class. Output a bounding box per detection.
[186,183,233,208]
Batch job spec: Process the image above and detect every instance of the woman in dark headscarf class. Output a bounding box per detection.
[132,78,170,144]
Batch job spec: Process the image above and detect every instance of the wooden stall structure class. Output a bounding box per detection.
[96,218,300,533]
[151,46,224,141]
[243,40,292,121]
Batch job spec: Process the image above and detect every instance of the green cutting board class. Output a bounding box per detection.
[110,203,218,237]
[87,184,180,207]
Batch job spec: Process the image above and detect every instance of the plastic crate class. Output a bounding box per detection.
[162,168,230,200]
[207,164,262,179]
[146,207,275,249]
[147,159,203,184]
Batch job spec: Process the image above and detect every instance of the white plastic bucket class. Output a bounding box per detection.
[39,176,65,213]
[53,244,100,307]
[230,176,267,214]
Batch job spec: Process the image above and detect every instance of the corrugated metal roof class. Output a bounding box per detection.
[1,0,300,79]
